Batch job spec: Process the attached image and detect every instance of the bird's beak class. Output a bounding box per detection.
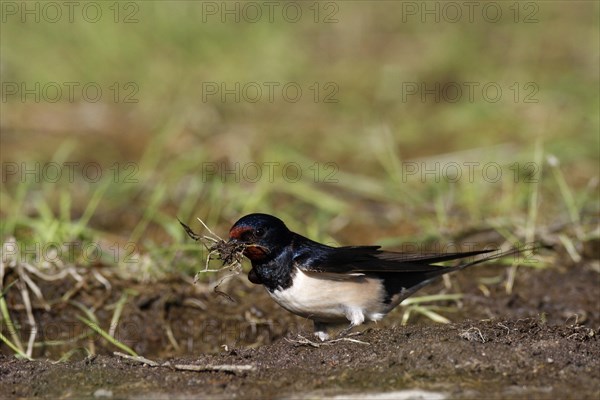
[227,237,241,245]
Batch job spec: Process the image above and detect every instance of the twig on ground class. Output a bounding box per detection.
[114,351,159,366]
[113,352,255,374]
[173,364,256,373]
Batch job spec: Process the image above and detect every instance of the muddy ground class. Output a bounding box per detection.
[1,247,599,399]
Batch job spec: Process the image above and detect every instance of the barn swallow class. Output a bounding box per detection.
[228,213,511,341]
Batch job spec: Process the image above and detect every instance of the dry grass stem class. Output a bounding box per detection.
[459,327,487,343]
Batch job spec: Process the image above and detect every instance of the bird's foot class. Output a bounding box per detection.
[301,321,367,346]
[338,324,357,338]
[286,333,370,348]
[313,321,330,341]
[314,330,330,341]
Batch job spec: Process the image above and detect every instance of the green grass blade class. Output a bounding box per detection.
[77,316,138,357]
[0,332,32,360]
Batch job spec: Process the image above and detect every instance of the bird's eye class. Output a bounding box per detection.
[255,227,265,237]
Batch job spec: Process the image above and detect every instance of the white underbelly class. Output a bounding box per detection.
[268,268,387,324]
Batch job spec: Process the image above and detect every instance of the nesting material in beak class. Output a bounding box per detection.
[179,218,248,301]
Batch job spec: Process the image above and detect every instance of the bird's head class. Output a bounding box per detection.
[228,213,293,262]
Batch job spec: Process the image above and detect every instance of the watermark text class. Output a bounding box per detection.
[1,162,139,184]
[399,82,539,103]
[199,1,339,23]
[201,162,339,183]
[401,161,540,184]
[1,1,140,23]
[2,82,139,103]
[400,1,539,23]
[201,81,339,103]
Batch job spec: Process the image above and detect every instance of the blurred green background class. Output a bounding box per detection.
[1,1,598,277]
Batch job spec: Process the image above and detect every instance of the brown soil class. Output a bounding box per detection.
[1,252,599,399]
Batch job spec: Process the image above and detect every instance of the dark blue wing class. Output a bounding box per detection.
[291,234,494,274]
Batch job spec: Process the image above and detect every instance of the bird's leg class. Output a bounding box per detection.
[338,323,357,337]
[313,321,330,341]
[313,310,365,341]
[338,307,365,337]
